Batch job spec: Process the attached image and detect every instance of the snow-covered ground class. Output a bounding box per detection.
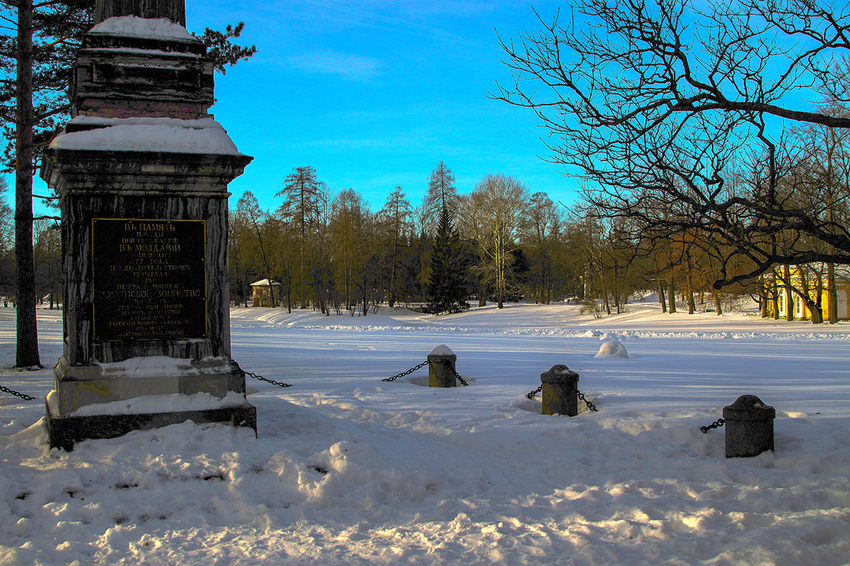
[1,301,849,565]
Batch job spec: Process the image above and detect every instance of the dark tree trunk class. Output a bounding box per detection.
[771,276,780,320]
[15,0,41,368]
[828,263,837,324]
[714,293,723,316]
[784,265,794,321]
[658,280,667,313]
[667,275,677,314]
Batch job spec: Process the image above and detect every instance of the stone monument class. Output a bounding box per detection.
[40,0,256,451]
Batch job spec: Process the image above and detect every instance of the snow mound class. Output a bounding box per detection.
[595,338,629,358]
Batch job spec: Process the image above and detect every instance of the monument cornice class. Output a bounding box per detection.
[42,149,253,194]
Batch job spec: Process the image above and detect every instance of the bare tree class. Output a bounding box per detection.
[236,192,275,306]
[459,173,528,308]
[493,0,850,295]
[521,192,563,304]
[33,218,60,309]
[791,110,850,322]
[330,189,378,316]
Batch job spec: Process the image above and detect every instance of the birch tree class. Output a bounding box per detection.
[460,174,528,309]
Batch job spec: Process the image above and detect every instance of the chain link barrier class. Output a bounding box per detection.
[450,367,469,387]
[577,390,598,412]
[240,365,292,389]
[382,360,428,383]
[526,384,598,412]
[700,418,725,433]
[0,384,37,402]
[382,361,469,386]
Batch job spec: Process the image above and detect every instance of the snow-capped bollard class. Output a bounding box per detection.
[428,345,458,388]
[723,395,776,458]
[541,365,580,416]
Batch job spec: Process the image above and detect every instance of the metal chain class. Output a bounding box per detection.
[383,360,428,382]
[382,361,468,386]
[577,388,598,412]
[243,370,292,388]
[700,418,725,433]
[0,384,37,401]
[450,367,469,387]
[526,385,598,412]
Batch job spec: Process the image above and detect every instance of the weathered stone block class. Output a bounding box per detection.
[723,395,776,458]
[428,345,458,388]
[541,364,580,416]
[96,0,187,25]
[46,403,256,453]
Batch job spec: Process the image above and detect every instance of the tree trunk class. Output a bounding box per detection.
[686,271,695,314]
[478,274,486,307]
[600,265,610,316]
[771,275,780,320]
[784,265,794,321]
[807,298,824,324]
[758,276,767,318]
[15,0,41,368]
[613,264,621,314]
[828,262,837,324]
[667,275,677,314]
[714,292,723,316]
[799,268,822,324]
[658,280,667,313]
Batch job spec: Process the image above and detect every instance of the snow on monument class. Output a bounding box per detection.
[40,0,256,450]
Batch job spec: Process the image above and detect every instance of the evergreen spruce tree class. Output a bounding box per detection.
[426,206,469,314]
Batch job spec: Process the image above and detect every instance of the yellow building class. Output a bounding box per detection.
[250,279,281,307]
[766,268,850,321]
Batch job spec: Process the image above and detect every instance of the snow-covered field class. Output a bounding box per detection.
[1,301,849,565]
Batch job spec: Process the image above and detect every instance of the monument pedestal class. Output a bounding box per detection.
[40,11,255,450]
[46,354,256,452]
[46,400,256,453]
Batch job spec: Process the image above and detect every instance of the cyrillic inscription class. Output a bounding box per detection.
[92,218,206,341]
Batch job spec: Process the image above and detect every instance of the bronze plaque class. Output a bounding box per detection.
[92,218,207,341]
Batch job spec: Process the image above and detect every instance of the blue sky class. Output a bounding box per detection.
[31,0,582,216]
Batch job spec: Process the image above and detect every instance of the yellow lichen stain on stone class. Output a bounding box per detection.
[77,381,112,398]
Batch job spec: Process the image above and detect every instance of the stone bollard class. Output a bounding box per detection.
[541,365,580,416]
[723,395,776,458]
[428,345,458,388]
